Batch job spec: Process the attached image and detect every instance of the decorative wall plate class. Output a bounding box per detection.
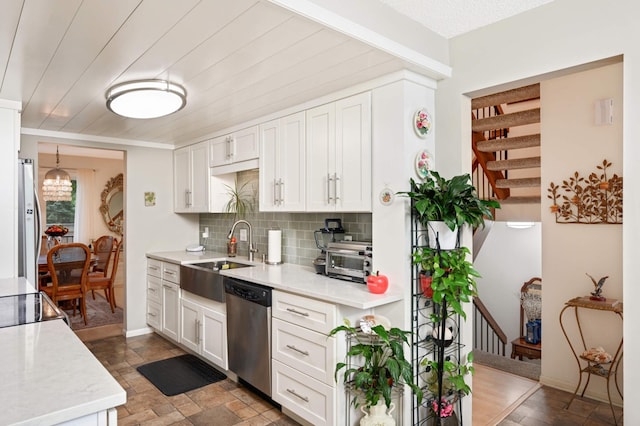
[415,149,433,179]
[413,108,432,138]
[379,187,394,206]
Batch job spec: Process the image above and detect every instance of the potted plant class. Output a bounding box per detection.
[413,246,479,320]
[328,320,423,424]
[423,353,474,425]
[223,177,254,221]
[399,172,499,249]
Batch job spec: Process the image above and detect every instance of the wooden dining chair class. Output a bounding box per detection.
[42,243,92,325]
[87,238,122,313]
[91,235,114,276]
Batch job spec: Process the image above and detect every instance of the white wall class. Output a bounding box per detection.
[474,222,541,344]
[437,0,635,419]
[541,62,623,401]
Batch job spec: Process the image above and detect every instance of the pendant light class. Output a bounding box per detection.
[106,79,187,119]
[42,146,73,201]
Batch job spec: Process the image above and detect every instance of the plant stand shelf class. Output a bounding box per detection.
[559,297,623,425]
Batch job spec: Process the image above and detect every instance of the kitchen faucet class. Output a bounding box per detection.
[227,220,258,261]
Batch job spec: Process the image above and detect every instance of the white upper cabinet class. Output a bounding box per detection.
[306,92,372,212]
[259,112,305,211]
[174,141,210,213]
[210,126,259,168]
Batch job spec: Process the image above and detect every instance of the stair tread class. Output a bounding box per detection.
[477,134,541,152]
[487,157,540,171]
[496,177,541,188]
[473,108,540,132]
[496,196,541,204]
[472,84,540,109]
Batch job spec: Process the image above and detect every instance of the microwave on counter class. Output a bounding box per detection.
[325,241,372,283]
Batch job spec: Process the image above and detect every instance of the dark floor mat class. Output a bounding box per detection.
[137,354,226,396]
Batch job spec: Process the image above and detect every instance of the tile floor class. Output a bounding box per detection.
[85,333,301,426]
[85,331,622,425]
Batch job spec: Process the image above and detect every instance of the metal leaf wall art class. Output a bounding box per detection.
[547,159,622,224]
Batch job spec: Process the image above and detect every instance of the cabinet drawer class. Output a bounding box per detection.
[162,262,180,284]
[147,258,162,278]
[272,318,335,386]
[147,300,161,330]
[273,291,336,334]
[147,275,162,304]
[272,360,335,426]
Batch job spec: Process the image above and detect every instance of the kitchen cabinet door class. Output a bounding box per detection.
[209,126,259,167]
[173,146,191,212]
[259,112,305,211]
[162,282,179,342]
[305,92,371,212]
[173,141,210,212]
[334,92,371,212]
[201,304,228,370]
[305,103,335,212]
[180,298,200,353]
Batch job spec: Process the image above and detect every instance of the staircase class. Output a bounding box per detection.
[472,84,541,208]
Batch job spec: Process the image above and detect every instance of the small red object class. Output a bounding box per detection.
[367,271,388,294]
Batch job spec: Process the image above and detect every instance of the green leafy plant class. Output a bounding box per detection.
[223,178,254,220]
[328,320,423,409]
[399,172,499,231]
[423,352,474,397]
[412,247,480,321]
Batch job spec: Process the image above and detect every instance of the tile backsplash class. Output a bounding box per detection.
[199,211,372,267]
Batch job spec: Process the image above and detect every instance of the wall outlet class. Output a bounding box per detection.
[239,228,248,242]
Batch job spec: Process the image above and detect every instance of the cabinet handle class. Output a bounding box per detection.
[286,388,309,403]
[286,344,309,356]
[327,174,333,203]
[334,174,340,202]
[164,270,176,276]
[149,266,159,271]
[286,308,310,317]
[148,288,157,293]
[279,179,284,204]
[184,190,189,207]
[196,319,200,344]
[148,312,157,317]
[273,179,278,205]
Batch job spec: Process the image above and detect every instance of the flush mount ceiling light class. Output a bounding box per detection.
[106,79,187,119]
[42,146,73,202]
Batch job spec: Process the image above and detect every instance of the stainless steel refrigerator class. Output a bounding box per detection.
[18,159,42,286]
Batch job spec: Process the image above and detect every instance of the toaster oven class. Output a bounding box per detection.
[325,241,373,283]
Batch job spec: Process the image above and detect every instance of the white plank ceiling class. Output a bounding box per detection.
[0,0,414,146]
[1,0,548,147]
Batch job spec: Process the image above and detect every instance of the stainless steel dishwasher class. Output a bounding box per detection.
[224,276,272,397]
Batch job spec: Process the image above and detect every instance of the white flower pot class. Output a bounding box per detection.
[360,399,396,426]
[427,222,460,249]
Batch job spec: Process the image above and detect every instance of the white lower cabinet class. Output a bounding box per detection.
[272,290,337,426]
[161,282,179,341]
[272,359,334,426]
[180,294,228,370]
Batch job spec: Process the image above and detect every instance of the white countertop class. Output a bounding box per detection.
[147,251,403,309]
[0,278,126,425]
[147,251,404,309]
[0,276,35,297]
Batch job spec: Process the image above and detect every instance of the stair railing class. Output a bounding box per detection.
[473,297,507,356]
[472,107,510,201]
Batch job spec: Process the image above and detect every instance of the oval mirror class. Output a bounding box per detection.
[100,173,124,235]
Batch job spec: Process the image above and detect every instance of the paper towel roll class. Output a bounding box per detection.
[267,229,282,264]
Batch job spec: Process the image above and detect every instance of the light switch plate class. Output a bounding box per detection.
[239,228,248,241]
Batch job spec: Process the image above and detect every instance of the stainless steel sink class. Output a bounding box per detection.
[180,260,253,302]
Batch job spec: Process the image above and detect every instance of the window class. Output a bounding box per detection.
[45,180,77,242]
